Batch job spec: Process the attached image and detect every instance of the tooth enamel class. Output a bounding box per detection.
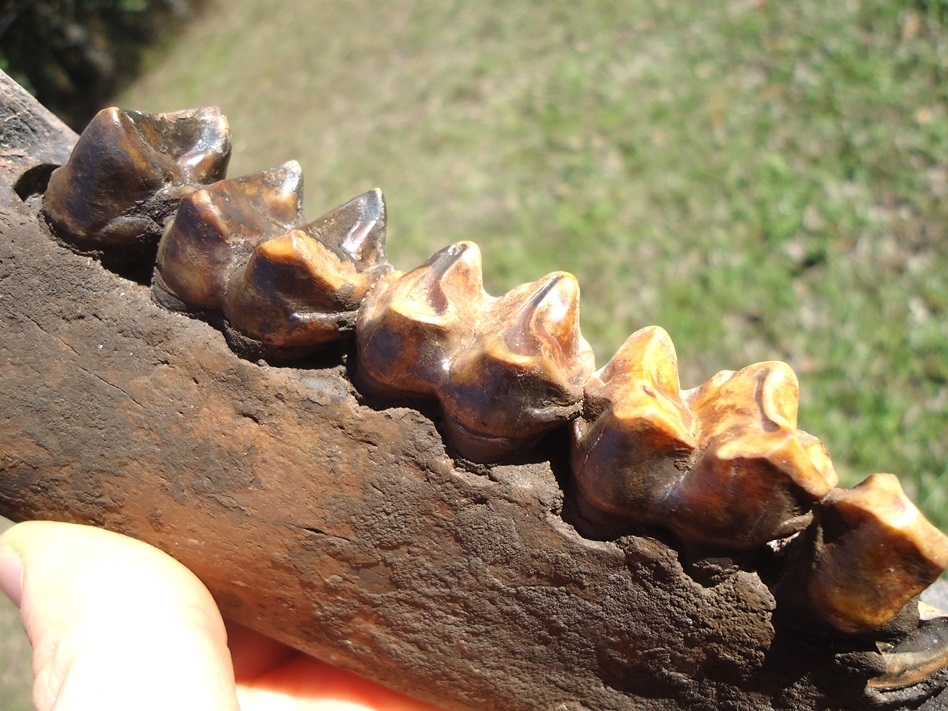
[357,244,594,461]
[153,161,304,311]
[799,473,948,636]
[221,191,394,350]
[44,106,230,250]
[572,327,838,549]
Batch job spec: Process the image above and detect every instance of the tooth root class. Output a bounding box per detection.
[572,327,695,521]
[43,106,230,250]
[355,242,484,398]
[800,473,948,636]
[870,616,948,690]
[153,161,304,312]
[439,272,595,461]
[572,331,837,548]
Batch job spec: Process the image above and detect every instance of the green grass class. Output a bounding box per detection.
[119,0,948,524]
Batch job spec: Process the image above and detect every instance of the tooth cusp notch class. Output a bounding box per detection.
[572,326,837,549]
[43,106,231,253]
[356,242,595,462]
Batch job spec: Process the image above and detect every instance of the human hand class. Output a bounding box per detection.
[0,521,439,711]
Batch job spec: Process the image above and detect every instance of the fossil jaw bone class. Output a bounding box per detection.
[43,106,231,252]
[572,326,838,549]
[356,241,595,462]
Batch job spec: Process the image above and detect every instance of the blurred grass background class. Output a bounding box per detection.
[3,0,948,707]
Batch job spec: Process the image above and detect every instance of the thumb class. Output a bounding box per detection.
[0,521,239,711]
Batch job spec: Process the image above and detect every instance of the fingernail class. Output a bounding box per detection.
[0,543,23,607]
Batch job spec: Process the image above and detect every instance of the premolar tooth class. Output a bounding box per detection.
[222,191,394,352]
[572,326,695,521]
[440,272,595,461]
[572,328,838,548]
[794,473,948,636]
[44,106,230,250]
[153,161,304,311]
[356,241,484,398]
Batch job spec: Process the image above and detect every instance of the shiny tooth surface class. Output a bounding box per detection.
[153,161,304,311]
[44,106,230,251]
[572,326,837,549]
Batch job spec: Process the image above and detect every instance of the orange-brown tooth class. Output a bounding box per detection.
[572,326,695,521]
[355,241,484,399]
[221,192,394,353]
[153,161,304,311]
[572,330,837,549]
[440,272,595,461]
[44,106,230,251]
[801,473,948,636]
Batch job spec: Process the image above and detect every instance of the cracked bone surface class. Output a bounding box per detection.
[356,241,595,462]
[572,325,839,549]
[43,106,230,251]
[784,472,948,637]
[5,73,948,709]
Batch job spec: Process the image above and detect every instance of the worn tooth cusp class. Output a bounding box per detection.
[153,160,305,312]
[356,242,594,462]
[572,326,837,548]
[43,106,231,255]
[222,190,394,352]
[441,271,595,461]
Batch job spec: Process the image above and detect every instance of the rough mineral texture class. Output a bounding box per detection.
[1,70,947,710]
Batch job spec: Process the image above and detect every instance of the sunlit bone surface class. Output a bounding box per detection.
[572,325,838,549]
[44,106,230,251]
[356,241,595,462]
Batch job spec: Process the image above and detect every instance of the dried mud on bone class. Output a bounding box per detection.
[2,71,948,710]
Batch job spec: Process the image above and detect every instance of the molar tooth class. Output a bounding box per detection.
[221,191,394,353]
[440,272,595,461]
[355,241,484,398]
[674,362,839,548]
[572,331,837,548]
[44,106,230,250]
[153,161,304,311]
[797,473,948,636]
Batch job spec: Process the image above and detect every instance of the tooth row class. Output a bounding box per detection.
[152,160,391,358]
[39,106,948,661]
[356,241,596,461]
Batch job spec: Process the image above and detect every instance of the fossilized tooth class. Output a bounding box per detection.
[43,106,230,250]
[153,161,305,312]
[222,190,393,351]
[355,241,485,398]
[572,327,838,548]
[440,272,595,461]
[800,473,948,636]
[572,326,697,521]
[674,361,839,548]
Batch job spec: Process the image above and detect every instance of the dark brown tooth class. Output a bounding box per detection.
[355,241,483,399]
[572,327,837,548]
[221,191,393,353]
[440,272,595,461]
[796,473,948,636]
[43,106,230,251]
[153,161,304,312]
